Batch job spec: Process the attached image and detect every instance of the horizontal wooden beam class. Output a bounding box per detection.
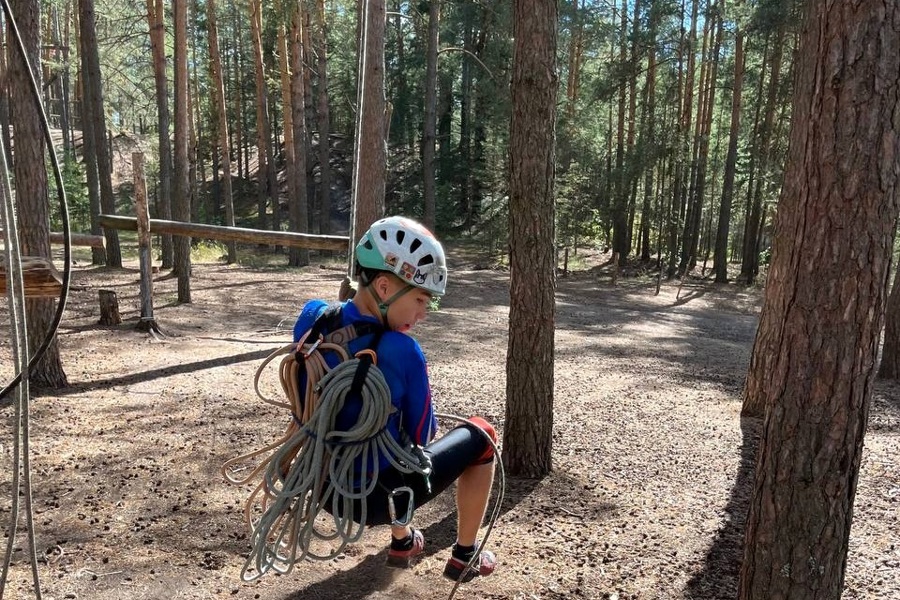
[0,230,105,249]
[0,255,63,298]
[98,215,349,252]
[49,231,106,248]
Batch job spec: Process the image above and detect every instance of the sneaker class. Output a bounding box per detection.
[385,529,425,568]
[442,546,497,582]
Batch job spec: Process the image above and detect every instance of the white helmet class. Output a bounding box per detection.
[356,216,448,296]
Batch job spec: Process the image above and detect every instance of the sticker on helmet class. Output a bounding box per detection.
[400,262,416,280]
[413,270,427,285]
[385,253,398,267]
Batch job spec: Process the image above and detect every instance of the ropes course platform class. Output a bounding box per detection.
[0,254,63,297]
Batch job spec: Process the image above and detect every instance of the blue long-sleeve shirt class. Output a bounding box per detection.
[293,300,438,470]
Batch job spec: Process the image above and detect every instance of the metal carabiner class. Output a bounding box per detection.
[387,486,415,527]
[303,336,323,358]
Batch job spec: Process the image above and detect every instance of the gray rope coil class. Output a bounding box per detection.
[240,356,432,581]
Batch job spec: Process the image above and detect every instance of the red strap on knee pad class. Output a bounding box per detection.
[467,416,496,463]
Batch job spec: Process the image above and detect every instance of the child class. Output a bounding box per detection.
[292,216,497,581]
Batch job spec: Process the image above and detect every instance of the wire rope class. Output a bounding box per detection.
[0,1,71,597]
[0,103,41,600]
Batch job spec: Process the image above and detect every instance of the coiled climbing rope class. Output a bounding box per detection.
[225,347,432,581]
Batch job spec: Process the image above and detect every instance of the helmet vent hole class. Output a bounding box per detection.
[410,239,422,253]
[363,240,373,250]
[396,230,406,244]
[379,230,389,241]
[418,255,434,266]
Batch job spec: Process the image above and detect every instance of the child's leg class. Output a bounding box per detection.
[454,460,495,546]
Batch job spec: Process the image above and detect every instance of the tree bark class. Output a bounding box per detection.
[504,0,558,478]
[739,4,900,598]
[206,0,237,263]
[9,0,68,388]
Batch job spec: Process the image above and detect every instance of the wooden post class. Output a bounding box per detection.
[98,289,121,325]
[133,152,159,333]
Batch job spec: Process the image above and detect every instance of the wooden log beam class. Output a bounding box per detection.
[98,215,349,252]
[0,230,104,248]
[0,255,63,298]
[49,231,106,248]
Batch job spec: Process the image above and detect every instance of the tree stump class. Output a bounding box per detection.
[98,289,121,325]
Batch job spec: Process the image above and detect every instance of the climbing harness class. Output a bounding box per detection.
[222,306,434,581]
[0,1,71,598]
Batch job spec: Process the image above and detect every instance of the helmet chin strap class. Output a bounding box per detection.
[366,281,414,326]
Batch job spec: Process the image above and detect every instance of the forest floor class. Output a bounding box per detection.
[1,247,899,600]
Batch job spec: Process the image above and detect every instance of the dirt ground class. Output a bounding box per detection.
[1,249,898,600]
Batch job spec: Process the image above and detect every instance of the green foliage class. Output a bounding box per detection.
[49,155,90,233]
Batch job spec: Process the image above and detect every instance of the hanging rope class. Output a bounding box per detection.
[0,101,41,600]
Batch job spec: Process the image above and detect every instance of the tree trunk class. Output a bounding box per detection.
[686,10,723,272]
[880,262,900,379]
[9,0,68,388]
[147,0,173,267]
[350,0,387,252]
[422,0,440,231]
[739,4,900,598]
[173,0,192,302]
[249,0,274,232]
[79,0,121,267]
[288,2,310,267]
[714,16,744,284]
[76,3,105,267]
[315,0,331,235]
[638,3,658,262]
[504,0,557,478]
[741,26,785,285]
[206,0,236,263]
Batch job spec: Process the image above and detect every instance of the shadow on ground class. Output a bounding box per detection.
[682,417,761,599]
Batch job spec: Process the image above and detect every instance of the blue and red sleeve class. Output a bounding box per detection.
[403,345,438,445]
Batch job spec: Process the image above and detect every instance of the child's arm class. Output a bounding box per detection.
[403,348,438,445]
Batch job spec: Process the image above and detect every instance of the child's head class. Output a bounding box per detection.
[354,216,447,330]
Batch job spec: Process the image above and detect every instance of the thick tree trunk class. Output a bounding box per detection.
[422,0,440,231]
[79,0,121,267]
[9,0,68,388]
[504,0,557,478]
[714,20,744,284]
[172,0,192,302]
[739,4,899,598]
[350,0,387,250]
[206,0,237,263]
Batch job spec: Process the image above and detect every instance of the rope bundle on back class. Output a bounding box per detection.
[223,318,432,581]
